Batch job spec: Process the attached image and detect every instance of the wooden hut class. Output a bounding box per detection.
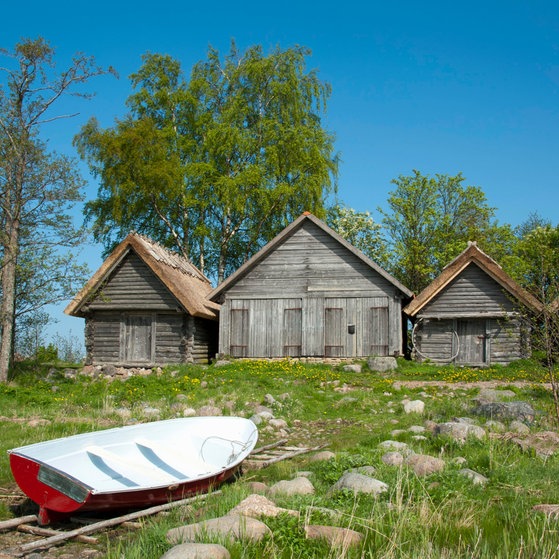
[65,233,219,366]
[209,213,413,359]
[403,242,543,366]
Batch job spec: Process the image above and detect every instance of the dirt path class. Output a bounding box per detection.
[392,380,552,390]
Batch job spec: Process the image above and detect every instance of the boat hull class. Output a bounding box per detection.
[8,417,257,524]
[10,453,242,524]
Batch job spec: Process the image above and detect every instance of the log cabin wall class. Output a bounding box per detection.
[83,252,215,365]
[217,220,408,358]
[412,263,529,366]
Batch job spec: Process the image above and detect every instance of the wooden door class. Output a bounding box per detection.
[456,319,487,365]
[123,314,153,363]
[324,302,345,357]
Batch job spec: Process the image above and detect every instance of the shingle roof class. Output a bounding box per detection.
[403,241,543,317]
[65,233,219,320]
[209,212,413,300]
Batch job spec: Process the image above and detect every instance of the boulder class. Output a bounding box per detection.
[305,524,364,547]
[167,515,271,544]
[405,454,445,476]
[368,356,397,372]
[471,401,536,424]
[330,472,388,496]
[268,477,315,496]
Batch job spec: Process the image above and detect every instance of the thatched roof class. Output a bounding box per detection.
[210,212,413,300]
[403,241,543,317]
[65,233,219,320]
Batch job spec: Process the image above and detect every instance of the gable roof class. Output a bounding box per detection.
[403,241,543,317]
[65,233,219,320]
[209,212,413,300]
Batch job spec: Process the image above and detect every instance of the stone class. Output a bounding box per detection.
[408,425,426,434]
[308,450,336,462]
[330,472,388,496]
[378,440,412,455]
[474,388,516,403]
[458,468,488,486]
[532,504,559,517]
[161,543,231,559]
[405,454,445,476]
[512,431,559,458]
[229,494,298,518]
[246,481,268,493]
[268,418,288,430]
[435,422,486,442]
[485,420,506,432]
[381,451,404,466]
[403,400,425,414]
[368,356,397,372]
[471,401,536,423]
[198,405,222,417]
[166,515,271,544]
[268,477,315,496]
[305,524,364,547]
[343,364,362,373]
[510,420,530,434]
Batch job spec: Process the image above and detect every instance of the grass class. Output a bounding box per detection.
[1,358,558,557]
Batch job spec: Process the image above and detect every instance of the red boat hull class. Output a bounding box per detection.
[10,453,240,525]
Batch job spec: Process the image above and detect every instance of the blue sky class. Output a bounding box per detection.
[3,0,559,343]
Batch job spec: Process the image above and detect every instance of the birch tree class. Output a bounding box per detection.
[76,43,338,282]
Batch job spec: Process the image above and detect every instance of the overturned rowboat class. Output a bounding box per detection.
[8,416,258,524]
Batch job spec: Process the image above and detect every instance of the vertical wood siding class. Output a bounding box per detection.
[217,220,405,358]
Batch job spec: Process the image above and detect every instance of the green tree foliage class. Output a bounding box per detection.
[512,218,559,304]
[76,43,338,282]
[379,170,515,293]
[0,37,111,381]
[326,204,389,267]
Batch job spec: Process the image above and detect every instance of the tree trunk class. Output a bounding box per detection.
[0,225,19,382]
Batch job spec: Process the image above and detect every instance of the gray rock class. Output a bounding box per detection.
[268,418,288,430]
[510,420,530,434]
[471,401,536,423]
[343,364,362,373]
[485,420,506,432]
[382,451,404,466]
[474,388,516,403]
[167,515,271,544]
[308,450,336,462]
[378,440,413,455]
[349,465,376,476]
[331,472,388,496]
[368,356,397,372]
[161,543,231,559]
[403,400,425,414]
[198,405,222,417]
[435,422,486,442]
[458,468,488,486]
[408,425,426,434]
[305,524,364,547]
[405,454,445,476]
[268,477,315,496]
[229,494,298,518]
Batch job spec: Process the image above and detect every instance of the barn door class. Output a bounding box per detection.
[123,314,153,363]
[456,319,487,365]
[324,305,345,357]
